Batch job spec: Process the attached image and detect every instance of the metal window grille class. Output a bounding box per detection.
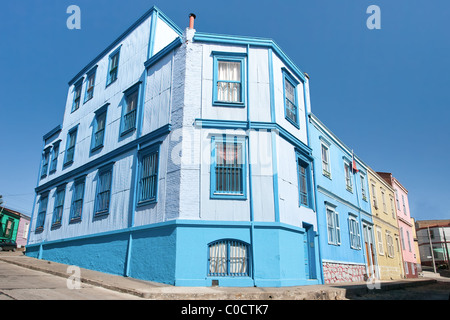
[139,152,158,202]
[215,142,243,194]
[123,91,138,133]
[208,240,249,277]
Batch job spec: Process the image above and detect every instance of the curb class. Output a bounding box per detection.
[0,255,439,300]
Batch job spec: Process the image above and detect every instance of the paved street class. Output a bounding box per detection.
[348,280,450,300]
[0,255,143,300]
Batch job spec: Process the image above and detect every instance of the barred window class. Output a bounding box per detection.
[138,151,159,203]
[208,240,249,277]
[95,169,112,215]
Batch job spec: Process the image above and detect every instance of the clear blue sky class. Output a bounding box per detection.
[0,0,448,221]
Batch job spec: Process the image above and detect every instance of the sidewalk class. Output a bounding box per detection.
[0,253,440,300]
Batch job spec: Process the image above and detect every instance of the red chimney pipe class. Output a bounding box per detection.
[189,13,196,29]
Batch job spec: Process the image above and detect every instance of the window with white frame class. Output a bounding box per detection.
[212,52,246,106]
[386,231,395,258]
[406,230,412,252]
[390,197,395,219]
[360,174,367,201]
[208,240,249,277]
[402,194,407,215]
[326,205,340,245]
[376,227,384,255]
[400,227,406,250]
[344,161,352,192]
[321,144,331,178]
[381,190,387,213]
[371,184,378,209]
[349,216,361,250]
[52,186,65,227]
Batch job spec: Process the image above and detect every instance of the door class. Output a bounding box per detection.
[363,224,376,279]
[303,223,316,280]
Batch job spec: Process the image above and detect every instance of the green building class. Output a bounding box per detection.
[0,206,21,241]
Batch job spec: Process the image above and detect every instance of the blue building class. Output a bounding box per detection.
[27,7,322,287]
[308,114,377,283]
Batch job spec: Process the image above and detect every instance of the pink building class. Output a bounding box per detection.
[16,213,30,249]
[378,172,419,278]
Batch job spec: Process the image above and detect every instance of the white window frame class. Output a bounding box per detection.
[326,205,340,246]
[376,227,384,255]
[321,143,331,178]
[349,216,361,250]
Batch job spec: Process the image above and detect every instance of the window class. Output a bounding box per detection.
[395,189,400,210]
[371,184,378,209]
[49,141,60,173]
[64,127,78,165]
[283,70,299,127]
[107,48,120,86]
[321,144,331,178]
[386,231,395,258]
[121,83,140,135]
[376,227,384,255]
[326,205,340,245]
[212,52,246,106]
[349,216,361,250]
[208,240,249,277]
[70,178,85,222]
[23,223,29,239]
[41,148,50,178]
[36,194,48,231]
[401,195,407,214]
[360,174,367,201]
[71,80,83,112]
[390,197,395,219]
[4,219,14,238]
[297,154,313,208]
[95,168,113,215]
[210,136,246,199]
[406,230,412,252]
[344,161,352,192]
[84,67,97,102]
[381,190,387,213]
[52,186,65,226]
[138,148,159,204]
[400,227,405,250]
[91,107,107,151]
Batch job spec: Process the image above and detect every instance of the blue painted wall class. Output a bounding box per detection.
[308,114,373,267]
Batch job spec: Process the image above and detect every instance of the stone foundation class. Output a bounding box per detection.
[323,262,366,283]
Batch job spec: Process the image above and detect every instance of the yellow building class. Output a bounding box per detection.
[368,167,404,280]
